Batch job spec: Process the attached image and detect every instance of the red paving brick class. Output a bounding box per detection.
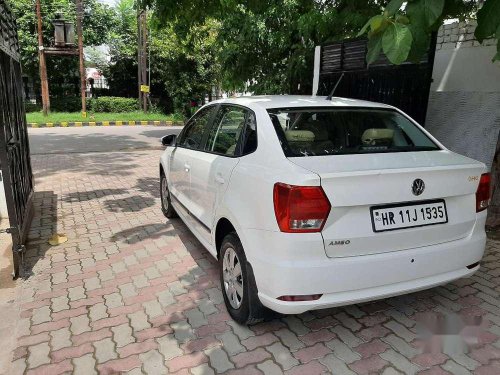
[3,149,499,374]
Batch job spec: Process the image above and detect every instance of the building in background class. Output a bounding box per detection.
[425,20,500,170]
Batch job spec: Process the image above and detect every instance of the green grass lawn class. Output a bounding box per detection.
[26,111,184,124]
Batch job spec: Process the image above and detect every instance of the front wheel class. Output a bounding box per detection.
[219,232,266,324]
[160,173,177,218]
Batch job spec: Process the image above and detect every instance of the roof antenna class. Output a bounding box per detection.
[326,72,345,100]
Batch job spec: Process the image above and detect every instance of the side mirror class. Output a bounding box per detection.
[161,134,177,147]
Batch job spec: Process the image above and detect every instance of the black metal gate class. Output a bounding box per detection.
[318,36,436,125]
[0,0,34,278]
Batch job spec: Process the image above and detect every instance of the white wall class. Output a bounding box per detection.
[0,172,8,219]
[425,21,500,169]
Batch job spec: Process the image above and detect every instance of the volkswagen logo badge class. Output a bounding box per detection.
[412,179,425,196]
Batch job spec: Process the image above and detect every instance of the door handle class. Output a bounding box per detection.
[184,163,190,172]
[215,174,225,184]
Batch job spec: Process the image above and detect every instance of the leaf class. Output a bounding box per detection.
[475,0,500,42]
[396,15,410,25]
[384,0,405,16]
[407,23,430,63]
[357,19,371,37]
[382,23,413,65]
[48,233,68,246]
[407,0,444,28]
[494,28,500,61]
[367,33,383,65]
[370,15,386,33]
[422,0,445,27]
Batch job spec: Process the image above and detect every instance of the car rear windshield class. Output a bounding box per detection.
[267,108,440,157]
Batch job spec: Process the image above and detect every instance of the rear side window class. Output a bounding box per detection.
[205,106,257,156]
[178,105,217,150]
[268,108,439,157]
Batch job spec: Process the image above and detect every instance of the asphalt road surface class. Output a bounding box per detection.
[28,125,183,154]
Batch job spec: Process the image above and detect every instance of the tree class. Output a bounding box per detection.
[149,19,222,113]
[357,0,500,65]
[10,0,116,97]
[148,0,383,94]
[104,0,138,97]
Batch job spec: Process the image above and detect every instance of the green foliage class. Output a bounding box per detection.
[382,23,413,64]
[25,96,139,113]
[474,0,500,43]
[51,96,82,112]
[384,0,405,16]
[10,0,116,96]
[358,0,500,64]
[149,19,221,114]
[149,0,382,95]
[100,0,140,99]
[88,97,139,112]
[24,102,42,113]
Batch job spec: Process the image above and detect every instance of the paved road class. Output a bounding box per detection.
[4,127,500,374]
[28,126,182,154]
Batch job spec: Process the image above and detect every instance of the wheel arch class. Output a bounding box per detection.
[215,217,237,259]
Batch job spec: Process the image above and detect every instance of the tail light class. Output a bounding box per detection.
[476,173,491,212]
[273,183,331,233]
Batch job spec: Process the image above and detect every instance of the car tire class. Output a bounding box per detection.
[219,232,267,324]
[160,173,177,218]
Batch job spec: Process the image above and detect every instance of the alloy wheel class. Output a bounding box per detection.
[222,247,244,309]
[161,177,169,211]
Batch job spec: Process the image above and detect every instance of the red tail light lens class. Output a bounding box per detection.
[273,183,331,233]
[476,173,491,212]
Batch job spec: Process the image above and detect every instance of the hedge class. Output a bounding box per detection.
[89,97,139,112]
[24,96,140,113]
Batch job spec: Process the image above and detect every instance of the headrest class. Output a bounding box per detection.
[361,128,394,145]
[302,121,328,141]
[285,130,315,142]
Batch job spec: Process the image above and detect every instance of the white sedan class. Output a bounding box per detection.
[159,95,489,324]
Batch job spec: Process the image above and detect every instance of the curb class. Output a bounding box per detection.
[28,120,184,128]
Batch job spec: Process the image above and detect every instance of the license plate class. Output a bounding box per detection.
[370,200,448,232]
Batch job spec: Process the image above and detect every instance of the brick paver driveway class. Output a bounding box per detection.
[6,149,500,374]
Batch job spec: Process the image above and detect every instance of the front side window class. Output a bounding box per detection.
[205,106,248,156]
[268,108,439,157]
[178,105,217,150]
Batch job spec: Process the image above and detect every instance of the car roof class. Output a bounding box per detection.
[210,95,394,110]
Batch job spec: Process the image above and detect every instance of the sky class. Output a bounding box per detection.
[98,0,116,7]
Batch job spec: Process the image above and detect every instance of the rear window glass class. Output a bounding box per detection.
[267,108,440,157]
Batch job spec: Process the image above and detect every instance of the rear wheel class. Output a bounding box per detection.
[160,173,177,218]
[219,232,266,324]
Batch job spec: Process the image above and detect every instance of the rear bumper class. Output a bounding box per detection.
[244,220,486,315]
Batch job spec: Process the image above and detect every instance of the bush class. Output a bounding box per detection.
[88,96,139,113]
[51,97,82,112]
[24,96,141,114]
[24,102,41,113]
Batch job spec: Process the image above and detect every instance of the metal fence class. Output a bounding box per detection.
[317,36,436,125]
[0,0,34,278]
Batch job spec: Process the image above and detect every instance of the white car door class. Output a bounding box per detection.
[189,105,257,243]
[169,105,217,212]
